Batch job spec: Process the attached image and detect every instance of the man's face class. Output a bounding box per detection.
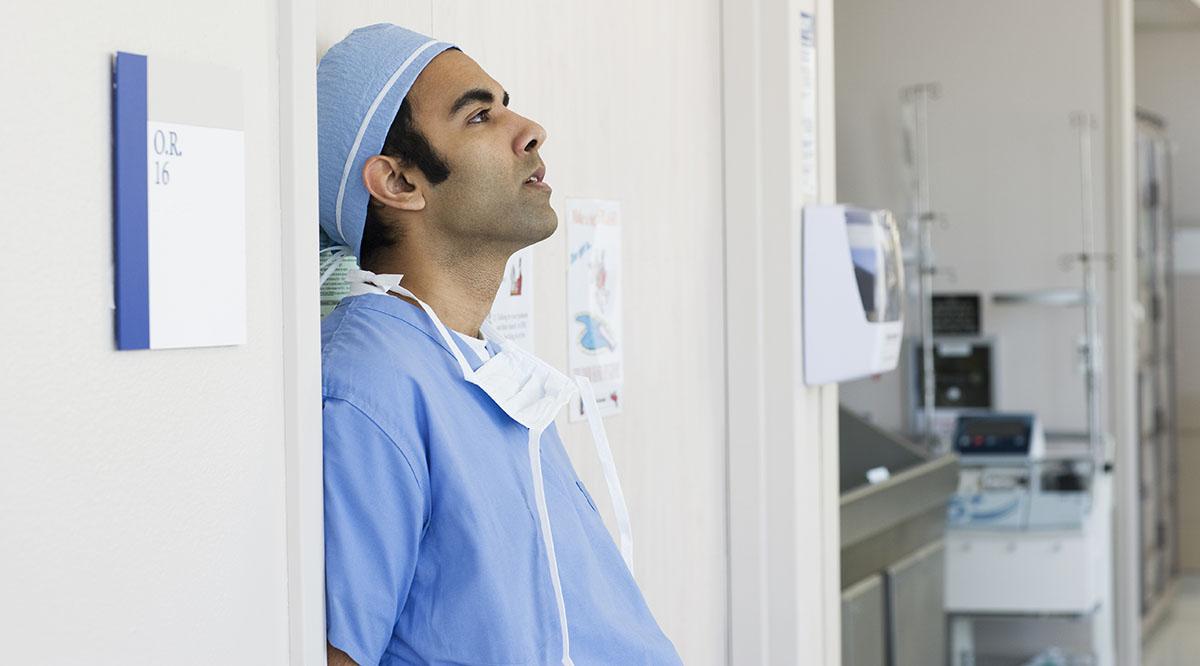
[405,50,556,250]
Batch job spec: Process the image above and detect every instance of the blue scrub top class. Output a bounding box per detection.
[322,293,682,666]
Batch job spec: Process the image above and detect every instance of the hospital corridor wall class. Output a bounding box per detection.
[0,0,292,663]
[0,0,737,664]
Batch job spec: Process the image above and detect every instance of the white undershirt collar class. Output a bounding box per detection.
[452,329,491,361]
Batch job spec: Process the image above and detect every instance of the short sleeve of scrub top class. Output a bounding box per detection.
[323,396,429,666]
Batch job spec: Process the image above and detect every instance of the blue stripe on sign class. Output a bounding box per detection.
[113,52,150,350]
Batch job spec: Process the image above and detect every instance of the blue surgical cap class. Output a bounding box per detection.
[318,24,456,258]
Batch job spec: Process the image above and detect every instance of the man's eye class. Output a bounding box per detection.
[469,109,491,124]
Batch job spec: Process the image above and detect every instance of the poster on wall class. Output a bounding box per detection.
[112,51,246,350]
[566,199,623,421]
[487,246,535,351]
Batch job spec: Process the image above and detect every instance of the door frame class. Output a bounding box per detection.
[277,0,326,663]
[721,0,842,663]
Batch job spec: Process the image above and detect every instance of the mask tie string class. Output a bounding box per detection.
[528,420,575,666]
[574,375,634,572]
[347,268,476,379]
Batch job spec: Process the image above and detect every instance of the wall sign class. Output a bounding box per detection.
[566,199,623,420]
[488,245,536,351]
[799,11,818,200]
[113,52,245,350]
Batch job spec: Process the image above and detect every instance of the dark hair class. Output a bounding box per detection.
[358,93,453,270]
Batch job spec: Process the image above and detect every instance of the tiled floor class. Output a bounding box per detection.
[1143,576,1200,666]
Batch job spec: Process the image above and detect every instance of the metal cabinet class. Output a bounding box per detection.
[840,410,957,666]
[888,541,946,666]
[843,575,887,666]
[841,542,948,666]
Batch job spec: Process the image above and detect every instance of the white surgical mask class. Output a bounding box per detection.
[347,269,633,666]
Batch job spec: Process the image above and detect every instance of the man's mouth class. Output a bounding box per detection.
[524,165,551,192]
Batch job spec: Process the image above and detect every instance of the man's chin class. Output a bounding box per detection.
[523,208,559,245]
[487,207,558,250]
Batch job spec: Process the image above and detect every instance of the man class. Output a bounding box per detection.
[317,24,681,666]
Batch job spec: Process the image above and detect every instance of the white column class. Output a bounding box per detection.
[1103,0,1141,664]
[722,0,841,663]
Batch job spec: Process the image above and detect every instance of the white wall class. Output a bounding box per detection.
[834,0,1110,436]
[1135,27,1200,571]
[0,1,290,664]
[316,3,729,663]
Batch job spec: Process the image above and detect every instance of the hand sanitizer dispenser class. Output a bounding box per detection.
[803,205,905,385]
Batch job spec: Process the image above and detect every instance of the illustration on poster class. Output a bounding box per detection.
[566,198,623,419]
[508,258,524,297]
[575,313,617,352]
[572,243,616,353]
[577,389,620,417]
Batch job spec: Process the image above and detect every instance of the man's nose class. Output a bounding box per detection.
[513,114,547,155]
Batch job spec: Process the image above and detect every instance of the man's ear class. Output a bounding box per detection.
[362,155,426,212]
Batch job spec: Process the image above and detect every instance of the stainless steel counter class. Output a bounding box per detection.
[840,408,960,666]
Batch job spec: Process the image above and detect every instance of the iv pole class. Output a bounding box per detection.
[901,83,942,451]
[1070,111,1106,474]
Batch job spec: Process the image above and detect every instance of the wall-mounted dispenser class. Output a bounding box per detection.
[803,205,905,385]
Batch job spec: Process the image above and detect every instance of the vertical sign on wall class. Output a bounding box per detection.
[566,199,623,420]
[798,12,819,200]
[113,52,245,350]
[488,246,536,351]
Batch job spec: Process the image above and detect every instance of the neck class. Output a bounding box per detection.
[379,242,509,339]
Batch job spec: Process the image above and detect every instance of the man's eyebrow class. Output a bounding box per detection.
[448,88,510,118]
